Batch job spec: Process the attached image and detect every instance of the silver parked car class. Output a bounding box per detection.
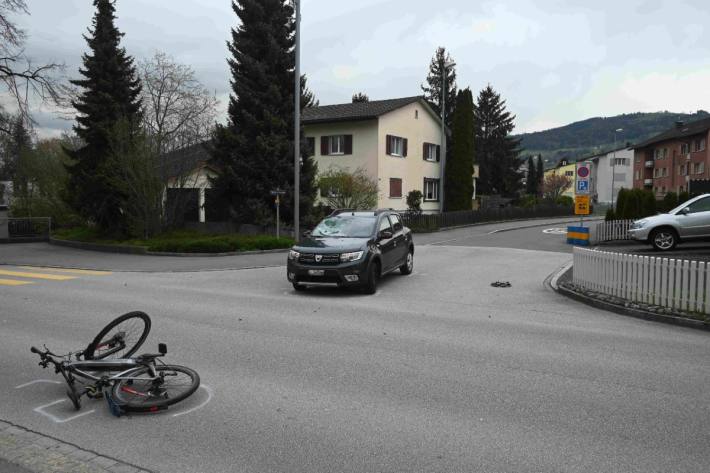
[628,193,710,251]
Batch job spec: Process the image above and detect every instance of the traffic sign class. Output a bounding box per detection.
[575,162,592,196]
[575,195,590,215]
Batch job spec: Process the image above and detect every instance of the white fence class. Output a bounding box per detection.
[593,219,633,243]
[573,247,710,315]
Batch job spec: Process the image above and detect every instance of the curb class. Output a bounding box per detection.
[413,214,587,234]
[0,418,154,473]
[547,264,710,332]
[49,237,289,257]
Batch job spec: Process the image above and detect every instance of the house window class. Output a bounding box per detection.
[693,162,706,174]
[306,137,315,157]
[389,178,402,198]
[564,170,574,177]
[423,178,439,201]
[423,143,439,162]
[613,157,628,166]
[694,138,707,152]
[681,143,690,154]
[320,135,352,156]
[386,135,407,157]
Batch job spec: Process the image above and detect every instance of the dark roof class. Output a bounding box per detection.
[159,142,213,180]
[302,96,429,124]
[633,116,710,149]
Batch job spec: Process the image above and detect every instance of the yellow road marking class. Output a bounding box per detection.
[0,269,76,281]
[0,278,33,286]
[18,266,112,276]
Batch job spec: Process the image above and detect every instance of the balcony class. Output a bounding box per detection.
[644,160,653,168]
[643,179,653,187]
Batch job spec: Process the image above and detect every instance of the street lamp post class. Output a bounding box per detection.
[440,60,455,212]
[611,128,623,210]
[293,0,301,241]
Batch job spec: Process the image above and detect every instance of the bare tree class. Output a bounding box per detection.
[0,0,66,132]
[541,173,572,201]
[318,167,379,210]
[138,52,218,156]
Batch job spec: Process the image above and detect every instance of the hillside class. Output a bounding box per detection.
[516,110,710,168]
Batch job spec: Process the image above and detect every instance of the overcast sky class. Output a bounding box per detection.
[18,0,710,138]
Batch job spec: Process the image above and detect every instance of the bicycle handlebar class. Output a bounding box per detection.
[30,346,41,354]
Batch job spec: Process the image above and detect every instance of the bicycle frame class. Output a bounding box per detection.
[63,358,160,384]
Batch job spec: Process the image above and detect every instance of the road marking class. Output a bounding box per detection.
[15,379,62,389]
[33,399,95,423]
[172,384,213,418]
[0,269,76,281]
[18,266,112,276]
[543,228,568,235]
[0,278,33,286]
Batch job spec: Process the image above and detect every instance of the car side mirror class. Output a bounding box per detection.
[302,230,312,237]
[679,207,690,215]
[379,230,393,240]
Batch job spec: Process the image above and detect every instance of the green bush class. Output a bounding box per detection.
[406,190,423,213]
[555,195,574,207]
[605,208,616,221]
[518,194,539,208]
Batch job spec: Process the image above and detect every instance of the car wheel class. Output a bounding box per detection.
[363,261,380,294]
[399,249,413,275]
[293,282,306,292]
[650,227,677,251]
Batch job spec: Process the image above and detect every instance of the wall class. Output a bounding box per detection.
[593,149,634,204]
[377,102,442,212]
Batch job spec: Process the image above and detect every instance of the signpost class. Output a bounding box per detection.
[568,162,592,246]
[270,189,286,239]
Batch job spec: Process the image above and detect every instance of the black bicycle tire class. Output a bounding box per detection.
[84,311,151,360]
[111,365,200,411]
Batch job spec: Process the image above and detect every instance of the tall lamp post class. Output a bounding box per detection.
[293,0,301,241]
[440,60,455,212]
[610,128,623,210]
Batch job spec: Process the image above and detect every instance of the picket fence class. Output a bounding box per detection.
[593,219,633,243]
[573,247,710,315]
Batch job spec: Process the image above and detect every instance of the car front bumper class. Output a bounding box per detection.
[287,259,368,287]
[628,227,651,241]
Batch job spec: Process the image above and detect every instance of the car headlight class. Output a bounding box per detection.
[340,251,364,262]
[630,219,647,230]
[288,250,300,260]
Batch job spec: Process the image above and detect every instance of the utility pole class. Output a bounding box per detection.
[293,0,301,241]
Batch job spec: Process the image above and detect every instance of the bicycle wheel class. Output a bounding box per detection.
[111,365,200,411]
[84,311,151,360]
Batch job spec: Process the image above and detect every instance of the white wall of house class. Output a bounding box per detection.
[377,102,442,212]
[590,148,633,204]
[166,166,217,223]
[306,119,379,179]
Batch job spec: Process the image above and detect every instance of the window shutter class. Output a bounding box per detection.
[436,145,441,162]
[403,138,408,157]
[321,136,328,156]
[344,135,352,154]
[422,143,427,161]
[386,135,392,155]
[390,178,402,198]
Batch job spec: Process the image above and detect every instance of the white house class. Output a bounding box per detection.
[302,96,444,212]
[587,147,634,205]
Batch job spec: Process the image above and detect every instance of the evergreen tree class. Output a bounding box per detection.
[2,116,32,185]
[535,155,544,195]
[445,88,474,211]
[421,47,457,128]
[301,75,318,107]
[210,0,317,224]
[525,155,536,195]
[474,85,522,197]
[351,92,369,103]
[65,0,142,233]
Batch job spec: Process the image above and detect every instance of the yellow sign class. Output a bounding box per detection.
[575,195,590,215]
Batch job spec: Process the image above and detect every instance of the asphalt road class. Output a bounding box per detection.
[1,218,709,473]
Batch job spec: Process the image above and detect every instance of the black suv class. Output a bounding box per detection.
[287,209,414,294]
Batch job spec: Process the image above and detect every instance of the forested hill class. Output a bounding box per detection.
[516,110,710,169]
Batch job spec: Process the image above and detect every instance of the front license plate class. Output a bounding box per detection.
[308,269,325,276]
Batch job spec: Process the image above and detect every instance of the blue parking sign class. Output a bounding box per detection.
[577,180,589,192]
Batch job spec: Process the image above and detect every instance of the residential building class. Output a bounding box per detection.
[586,146,634,204]
[302,96,443,212]
[543,158,576,199]
[632,117,710,197]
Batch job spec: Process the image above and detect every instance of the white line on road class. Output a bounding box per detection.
[172,384,213,418]
[33,399,96,423]
[15,379,62,389]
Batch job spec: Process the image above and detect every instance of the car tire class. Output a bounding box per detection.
[293,282,306,292]
[650,227,678,251]
[363,261,379,294]
[399,249,414,275]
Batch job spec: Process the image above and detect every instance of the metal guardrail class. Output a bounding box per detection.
[7,217,52,240]
[399,205,573,231]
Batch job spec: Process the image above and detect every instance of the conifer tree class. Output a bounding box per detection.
[351,92,369,103]
[535,155,544,195]
[65,0,142,233]
[445,88,474,211]
[474,85,522,197]
[210,0,317,224]
[525,155,537,195]
[421,47,457,128]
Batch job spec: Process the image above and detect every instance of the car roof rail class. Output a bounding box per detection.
[328,208,356,217]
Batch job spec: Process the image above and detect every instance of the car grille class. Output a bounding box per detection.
[298,253,341,265]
